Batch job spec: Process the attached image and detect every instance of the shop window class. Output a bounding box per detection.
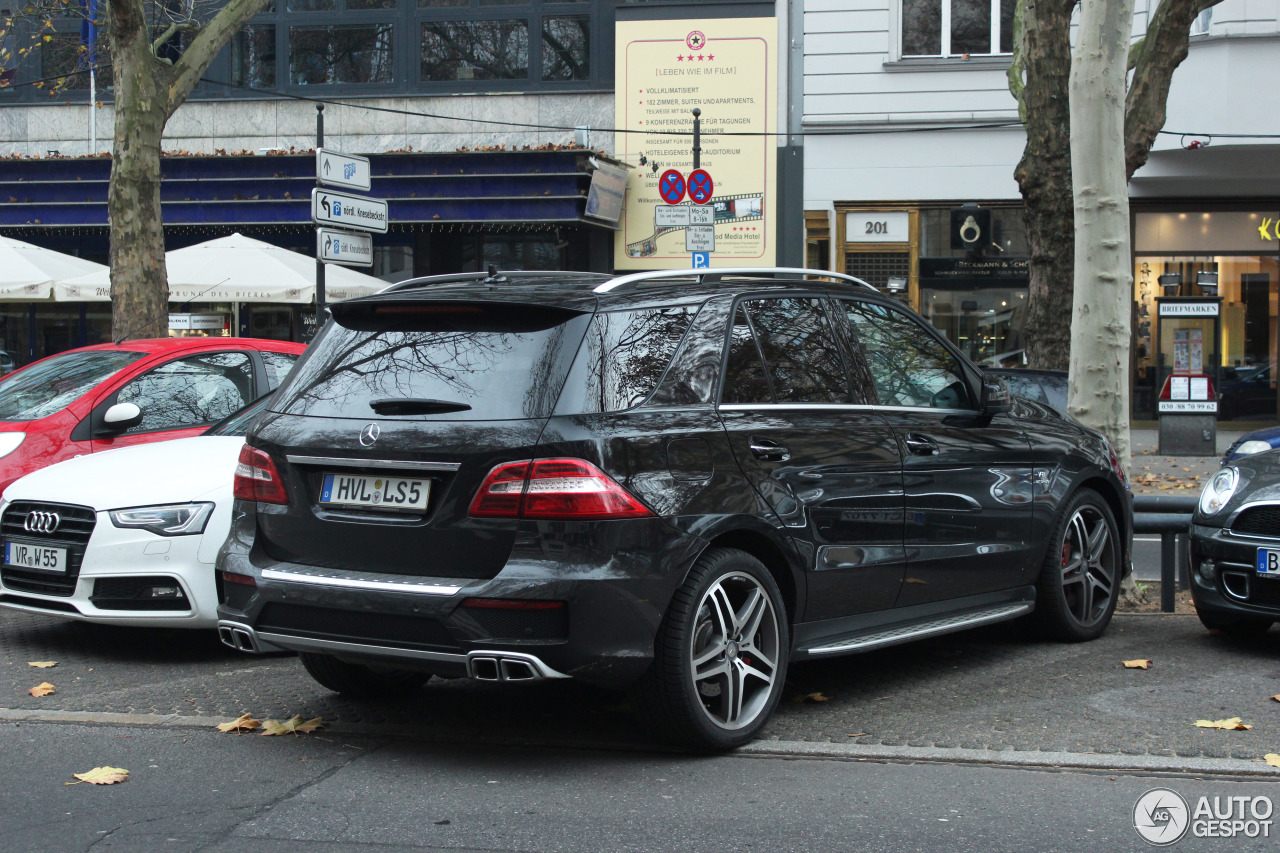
[289,24,395,85]
[421,20,529,81]
[901,0,1013,57]
[232,24,276,89]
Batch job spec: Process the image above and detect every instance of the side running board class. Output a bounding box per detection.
[802,602,1033,657]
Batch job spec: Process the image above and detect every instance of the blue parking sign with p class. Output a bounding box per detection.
[691,252,710,269]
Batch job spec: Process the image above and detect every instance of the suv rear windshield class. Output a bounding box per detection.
[0,349,145,422]
[273,301,591,421]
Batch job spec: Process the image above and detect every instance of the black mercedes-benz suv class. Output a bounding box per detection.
[217,267,1132,750]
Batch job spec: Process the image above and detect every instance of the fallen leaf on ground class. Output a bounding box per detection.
[846,732,869,737]
[27,661,56,668]
[260,715,325,736]
[794,692,829,704]
[28,682,55,697]
[1195,717,1252,730]
[69,766,129,785]
[1265,754,1280,768]
[1123,659,1152,669]
[216,713,261,733]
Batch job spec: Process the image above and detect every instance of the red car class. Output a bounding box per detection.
[0,338,306,496]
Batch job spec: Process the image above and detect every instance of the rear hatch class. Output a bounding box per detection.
[249,296,594,580]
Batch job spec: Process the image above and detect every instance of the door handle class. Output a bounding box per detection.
[904,433,939,456]
[749,437,791,462]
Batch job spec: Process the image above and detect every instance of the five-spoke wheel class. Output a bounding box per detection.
[632,548,789,751]
[1033,489,1120,641]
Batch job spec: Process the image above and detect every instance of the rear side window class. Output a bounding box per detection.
[722,298,851,405]
[273,302,591,421]
[261,351,300,390]
[554,306,695,414]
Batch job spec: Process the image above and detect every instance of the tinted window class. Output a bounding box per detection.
[0,349,145,422]
[274,301,590,421]
[209,395,274,437]
[722,306,773,404]
[555,306,695,414]
[261,351,300,390]
[741,298,850,404]
[843,301,972,409]
[117,352,255,434]
[650,296,734,407]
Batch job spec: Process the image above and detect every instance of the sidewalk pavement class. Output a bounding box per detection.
[1128,426,1244,494]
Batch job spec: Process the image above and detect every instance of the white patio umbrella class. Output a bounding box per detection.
[57,232,389,303]
[0,236,108,300]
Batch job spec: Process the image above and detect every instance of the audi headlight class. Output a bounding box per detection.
[0,432,25,459]
[109,502,214,536]
[1198,468,1239,517]
[1233,440,1275,458]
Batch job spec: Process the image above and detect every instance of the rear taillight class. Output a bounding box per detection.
[469,458,653,520]
[233,445,289,505]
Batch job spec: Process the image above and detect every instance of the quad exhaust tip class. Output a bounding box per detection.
[218,622,262,654]
[466,651,568,682]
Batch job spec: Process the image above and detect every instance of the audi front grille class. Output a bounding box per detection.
[0,501,96,596]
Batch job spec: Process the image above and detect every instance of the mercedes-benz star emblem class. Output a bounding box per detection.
[359,423,381,447]
[24,510,61,535]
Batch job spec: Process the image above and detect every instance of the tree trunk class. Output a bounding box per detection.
[1010,0,1076,371]
[107,0,172,341]
[1069,0,1134,469]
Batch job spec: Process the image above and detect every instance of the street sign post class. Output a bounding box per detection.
[686,225,715,252]
[316,149,371,192]
[311,188,389,234]
[317,227,374,268]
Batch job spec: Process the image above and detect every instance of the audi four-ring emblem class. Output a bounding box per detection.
[359,423,381,447]
[24,510,60,535]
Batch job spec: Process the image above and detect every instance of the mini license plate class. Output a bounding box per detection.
[1257,548,1280,576]
[4,541,67,574]
[320,472,430,511]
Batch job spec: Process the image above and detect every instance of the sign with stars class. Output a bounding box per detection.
[614,17,777,270]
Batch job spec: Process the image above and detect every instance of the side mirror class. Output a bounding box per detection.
[981,375,1012,415]
[101,402,143,433]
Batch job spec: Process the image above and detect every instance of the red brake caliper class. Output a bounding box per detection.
[1062,542,1072,567]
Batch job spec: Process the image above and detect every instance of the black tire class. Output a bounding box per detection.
[631,548,789,751]
[1197,609,1273,638]
[1031,488,1121,642]
[299,652,430,699]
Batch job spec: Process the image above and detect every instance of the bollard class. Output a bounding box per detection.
[1160,531,1176,613]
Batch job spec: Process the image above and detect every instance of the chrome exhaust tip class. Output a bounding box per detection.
[466,650,569,682]
[218,620,262,654]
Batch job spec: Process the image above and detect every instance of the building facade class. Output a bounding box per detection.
[801,0,1280,424]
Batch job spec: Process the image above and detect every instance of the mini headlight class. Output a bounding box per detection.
[0,432,25,459]
[1198,467,1239,516]
[109,502,214,536]
[1233,440,1275,457]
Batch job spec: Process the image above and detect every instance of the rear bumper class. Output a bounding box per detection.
[216,518,705,688]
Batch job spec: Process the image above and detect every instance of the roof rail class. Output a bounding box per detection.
[381,271,498,293]
[593,267,879,295]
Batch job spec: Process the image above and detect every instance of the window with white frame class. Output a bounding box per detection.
[901,0,1014,57]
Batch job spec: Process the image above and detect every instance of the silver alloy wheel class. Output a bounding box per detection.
[1059,504,1116,628]
[688,571,781,731]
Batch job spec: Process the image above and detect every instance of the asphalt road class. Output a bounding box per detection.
[6,722,1280,852]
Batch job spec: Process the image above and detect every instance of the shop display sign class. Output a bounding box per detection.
[1173,329,1204,374]
[846,211,909,243]
[614,17,777,269]
[1159,302,1219,317]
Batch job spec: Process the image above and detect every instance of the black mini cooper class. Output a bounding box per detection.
[217,267,1132,750]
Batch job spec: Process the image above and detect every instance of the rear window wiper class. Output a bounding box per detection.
[369,398,472,416]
